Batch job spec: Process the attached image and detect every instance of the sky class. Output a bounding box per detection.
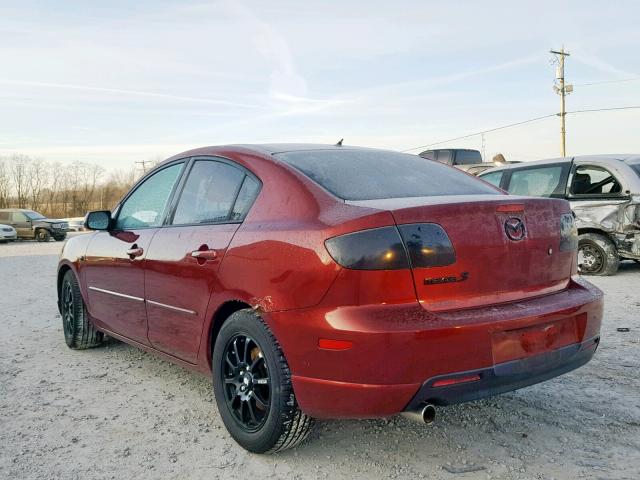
[1,0,639,170]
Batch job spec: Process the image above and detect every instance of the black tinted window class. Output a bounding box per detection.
[231,176,260,221]
[172,160,245,225]
[116,163,183,230]
[276,149,499,201]
[435,150,452,165]
[454,150,482,165]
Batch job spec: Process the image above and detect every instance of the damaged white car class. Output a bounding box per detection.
[479,155,640,275]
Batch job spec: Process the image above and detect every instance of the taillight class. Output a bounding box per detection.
[397,223,456,267]
[560,213,578,252]
[325,226,409,270]
[325,223,456,270]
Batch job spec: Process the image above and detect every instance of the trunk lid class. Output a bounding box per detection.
[349,195,573,311]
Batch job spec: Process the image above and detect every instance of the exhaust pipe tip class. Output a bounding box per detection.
[401,403,436,425]
[422,404,436,424]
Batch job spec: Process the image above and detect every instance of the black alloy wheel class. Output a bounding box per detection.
[221,334,271,432]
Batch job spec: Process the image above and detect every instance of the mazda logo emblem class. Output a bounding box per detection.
[504,217,526,241]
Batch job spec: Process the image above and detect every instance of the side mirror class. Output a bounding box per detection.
[85,210,111,231]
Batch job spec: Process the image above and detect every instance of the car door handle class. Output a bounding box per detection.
[191,249,218,261]
[126,247,144,258]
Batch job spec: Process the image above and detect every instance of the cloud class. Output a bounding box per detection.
[0,79,264,109]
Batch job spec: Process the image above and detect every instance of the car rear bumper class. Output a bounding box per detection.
[404,335,599,409]
[268,277,603,419]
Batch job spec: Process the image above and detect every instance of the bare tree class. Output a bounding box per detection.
[28,158,48,212]
[0,158,10,208]
[10,154,31,208]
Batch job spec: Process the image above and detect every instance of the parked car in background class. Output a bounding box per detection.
[0,224,17,242]
[57,144,602,454]
[419,148,482,167]
[478,155,640,275]
[0,209,69,241]
[65,217,86,232]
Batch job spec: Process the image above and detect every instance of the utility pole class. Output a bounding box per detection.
[550,47,572,157]
[135,160,152,174]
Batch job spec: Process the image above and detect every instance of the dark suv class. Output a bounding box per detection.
[0,209,69,242]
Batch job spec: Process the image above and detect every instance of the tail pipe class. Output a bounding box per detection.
[401,404,436,425]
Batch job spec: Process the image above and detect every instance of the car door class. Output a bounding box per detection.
[144,158,261,363]
[566,162,630,227]
[503,163,570,198]
[11,211,33,238]
[82,161,186,344]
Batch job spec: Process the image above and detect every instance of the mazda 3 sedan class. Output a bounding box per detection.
[57,144,603,453]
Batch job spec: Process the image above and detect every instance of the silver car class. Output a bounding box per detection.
[0,224,17,242]
[478,155,640,275]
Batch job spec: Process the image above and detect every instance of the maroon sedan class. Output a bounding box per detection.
[57,144,603,453]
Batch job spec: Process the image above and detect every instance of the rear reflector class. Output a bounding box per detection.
[496,203,525,213]
[432,374,481,388]
[318,339,353,351]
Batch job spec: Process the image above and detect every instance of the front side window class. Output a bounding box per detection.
[172,160,246,225]
[507,165,564,197]
[570,165,622,196]
[24,211,45,220]
[115,163,183,230]
[480,171,503,188]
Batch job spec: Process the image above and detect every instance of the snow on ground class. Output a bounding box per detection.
[1,238,639,479]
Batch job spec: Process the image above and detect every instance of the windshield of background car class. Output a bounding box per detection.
[24,211,45,220]
[275,149,500,201]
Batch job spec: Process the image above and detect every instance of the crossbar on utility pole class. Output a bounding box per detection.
[551,47,571,157]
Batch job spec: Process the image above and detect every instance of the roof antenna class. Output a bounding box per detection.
[335,138,343,146]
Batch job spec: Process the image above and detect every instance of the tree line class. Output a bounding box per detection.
[0,154,141,219]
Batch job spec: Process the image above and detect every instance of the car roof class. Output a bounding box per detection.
[161,143,407,167]
[479,154,640,174]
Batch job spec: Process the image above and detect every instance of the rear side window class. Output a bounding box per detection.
[570,165,622,196]
[275,149,499,201]
[435,150,452,165]
[507,165,564,197]
[631,163,640,178]
[230,176,260,221]
[0,212,9,222]
[480,171,503,188]
[172,160,246,225]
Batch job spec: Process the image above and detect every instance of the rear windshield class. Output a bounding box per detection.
[630,162,640,178]
[275,149,500,201]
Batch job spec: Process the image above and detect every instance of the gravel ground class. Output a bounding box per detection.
[1,238,639,480]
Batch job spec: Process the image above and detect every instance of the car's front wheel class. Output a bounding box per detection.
[577,232,619,276]
[54,234,67,242]
[212,309,314,453]
[36,229,51,242]
[60,270,104,349]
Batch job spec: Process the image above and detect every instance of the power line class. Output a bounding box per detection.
[567,105,640,114]
[401,114,556,152]
[573,77,640,87]
[400,105,640,153]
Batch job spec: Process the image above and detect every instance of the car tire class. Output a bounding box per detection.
[36,229,51,242]
[212,309,314,453]
[54,234,67,242]
[60,270,104,349]
[577,233,619,276]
